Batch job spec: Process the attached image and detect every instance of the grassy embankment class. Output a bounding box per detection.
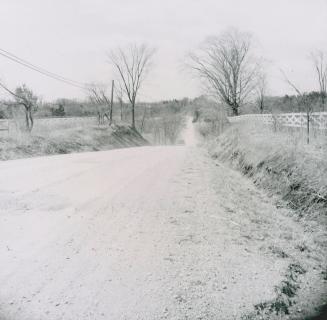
[198,116,327,319]
[0,118,149,161]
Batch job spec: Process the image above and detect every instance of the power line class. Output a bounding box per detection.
[0,48,88,90]
[0,49,86,90]
[0,48,84,86]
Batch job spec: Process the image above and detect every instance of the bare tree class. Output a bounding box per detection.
[188,28,259,116]
[88,84,112,125]
[140,105,147,132]
[108,44,155,128]
[110,80,114,124]
[310,50,327,110]
[256,72,267,113]
[281,71,312,144]
[0,83,38,131]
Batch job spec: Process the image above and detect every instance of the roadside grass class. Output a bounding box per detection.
[1,101,186,160]
[0,122,149,160]
[208,122,327,222]
[204,121,327,319]
[244,263,307,319]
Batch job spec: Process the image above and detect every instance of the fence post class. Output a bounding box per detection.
[306,111,310,144]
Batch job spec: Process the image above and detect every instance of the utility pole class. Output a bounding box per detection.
[110,80,114,125]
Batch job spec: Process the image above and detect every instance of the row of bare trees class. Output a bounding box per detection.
[188,28,327,117]
[0,44,155,132]
[87,44,155,129]
[109,44,155,128]
[0,30,325,133]
[105,35,325,124]
[280,52,327,144]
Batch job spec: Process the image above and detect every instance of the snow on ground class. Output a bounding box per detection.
[0,143,308,319]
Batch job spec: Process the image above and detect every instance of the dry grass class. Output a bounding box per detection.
[205,122,327,319]
[209,122,327,222]
[0,119,149,160]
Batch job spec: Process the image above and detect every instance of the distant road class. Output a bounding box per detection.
[0,123,301,319]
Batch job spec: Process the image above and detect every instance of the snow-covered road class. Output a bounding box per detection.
[0,142,304,319]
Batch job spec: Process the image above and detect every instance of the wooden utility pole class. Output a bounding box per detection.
[110,80,114,125]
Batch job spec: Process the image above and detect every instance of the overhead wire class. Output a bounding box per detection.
[0,48,88,91]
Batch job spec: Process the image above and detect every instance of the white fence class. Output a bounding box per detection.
[228,112,327,130]
[34,116,97,126]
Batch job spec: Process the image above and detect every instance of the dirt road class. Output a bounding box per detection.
[0,126,310,319]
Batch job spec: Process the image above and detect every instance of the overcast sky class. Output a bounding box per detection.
[0,0,326,101]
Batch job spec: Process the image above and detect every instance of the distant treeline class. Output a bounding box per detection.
[244,91,326,114]
[1,92,325,120]
[0,97,191,119]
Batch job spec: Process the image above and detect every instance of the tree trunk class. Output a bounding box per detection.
[29,110,34,131]
[140,107,146,132]
[24,108,34,132]
[25,110,30,131]
[131,100,135,129]
[231,103,239,116]
[306,111,310,145]
[321,93,325,111]
[120,100,123,121]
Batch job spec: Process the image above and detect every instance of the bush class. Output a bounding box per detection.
[51,104,66,117]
